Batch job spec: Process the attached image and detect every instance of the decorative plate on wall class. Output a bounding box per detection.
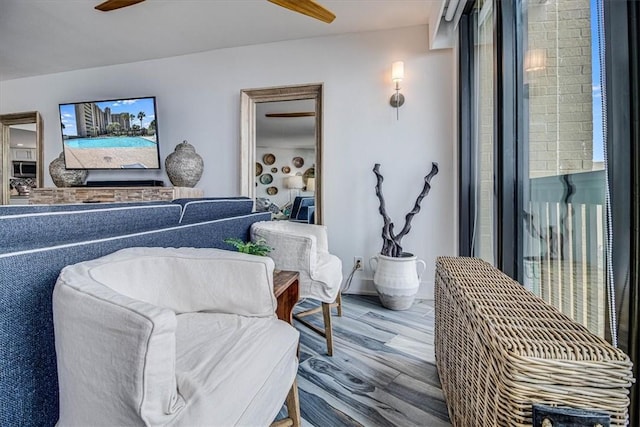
[281,166,291,174]
[259,174,273,185]
[266,186,278,195]
[292,157,304,168]
[256,163,263,176]
[271,167,278,173]
[303,167,315,183]
[263,153,276,165]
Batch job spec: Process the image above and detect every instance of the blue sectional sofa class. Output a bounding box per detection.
[173,197,255,224]
[0,198,269,427]
[289,196,315,223]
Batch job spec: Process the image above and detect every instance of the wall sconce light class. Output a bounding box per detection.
[524,49,546,73]
[389,61,405,120]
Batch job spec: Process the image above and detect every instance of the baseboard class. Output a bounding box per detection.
[342,277,434,300]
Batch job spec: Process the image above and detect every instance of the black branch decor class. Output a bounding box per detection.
[373,162,439,257]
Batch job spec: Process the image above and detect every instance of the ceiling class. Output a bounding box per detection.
[0,0,434,82]
[256,100,316,148]
[9,125,37,149]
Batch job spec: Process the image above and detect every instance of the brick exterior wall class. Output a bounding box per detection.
[526,0,593,178]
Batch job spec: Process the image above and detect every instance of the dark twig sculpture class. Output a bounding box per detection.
[373,162,439,257]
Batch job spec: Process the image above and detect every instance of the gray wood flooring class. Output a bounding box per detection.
[278,295,451,427]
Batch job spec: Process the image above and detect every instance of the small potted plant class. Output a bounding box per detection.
[369,162,439,310]
[224,237,272,256]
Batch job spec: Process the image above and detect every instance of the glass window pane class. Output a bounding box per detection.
[521,0,606,337]
[473,0,495,264]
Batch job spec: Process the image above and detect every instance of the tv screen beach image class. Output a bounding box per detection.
[59,97,160,169]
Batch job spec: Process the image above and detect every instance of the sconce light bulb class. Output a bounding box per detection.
[391,61,405,82]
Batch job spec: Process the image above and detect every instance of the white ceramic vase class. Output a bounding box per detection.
[369,253,426,310]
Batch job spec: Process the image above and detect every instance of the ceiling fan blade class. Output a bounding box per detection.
[95,0,145,12]
[265,112,316,118]
[268,0,336,23]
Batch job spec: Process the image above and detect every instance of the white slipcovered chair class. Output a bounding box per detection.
[250,221,343,356]
[52,247,300,427]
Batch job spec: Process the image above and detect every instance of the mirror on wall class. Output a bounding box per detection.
[0,112,44,205]
[240,84,323,224]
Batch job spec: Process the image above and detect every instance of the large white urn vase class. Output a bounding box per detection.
[369,253,426,310]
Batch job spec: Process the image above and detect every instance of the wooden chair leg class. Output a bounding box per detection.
[336,291,343,317]
[294,298,339,356]
[285,379,301,427]
[270,379,300,427]
[322,302,333,356]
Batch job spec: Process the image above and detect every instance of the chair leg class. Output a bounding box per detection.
[285,379,301,427]
[270,379,300,427]
[294,298,339,356]
[295,306,323,318]
[322,302,333,356]
[336,291,343,317]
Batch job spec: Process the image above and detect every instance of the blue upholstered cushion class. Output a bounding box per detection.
[0,204,182,253]
[289,196,316,222]
[173,198,254,224]
[307,206,316,224]
[290,196,314,222]
[0,211,270,427]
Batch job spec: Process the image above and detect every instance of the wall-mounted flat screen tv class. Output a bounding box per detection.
[59,96,160,169]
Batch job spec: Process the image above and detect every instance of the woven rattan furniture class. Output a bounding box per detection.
[434,257,634,426]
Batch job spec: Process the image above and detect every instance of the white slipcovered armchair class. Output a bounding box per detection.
[251,221,343,356]
[52,247,300,426]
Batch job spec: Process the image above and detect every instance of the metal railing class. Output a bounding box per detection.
[524,170,606,337]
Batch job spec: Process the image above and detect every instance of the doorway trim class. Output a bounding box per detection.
[240,83,323,224]
[0,111,43,205]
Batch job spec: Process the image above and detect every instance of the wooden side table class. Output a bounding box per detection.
[273,270,299,325]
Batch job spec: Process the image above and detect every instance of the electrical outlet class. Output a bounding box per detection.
[354,256,364,271]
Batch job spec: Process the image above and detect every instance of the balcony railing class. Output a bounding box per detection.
[524,170,606,337]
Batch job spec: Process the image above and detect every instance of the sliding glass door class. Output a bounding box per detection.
[463,0,609,337]
[459,0,638,418]
[520,0,608,337]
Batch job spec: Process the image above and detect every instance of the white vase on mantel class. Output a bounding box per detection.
[369,253,426,310]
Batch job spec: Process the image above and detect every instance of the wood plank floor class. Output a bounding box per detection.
[278,295,451,427]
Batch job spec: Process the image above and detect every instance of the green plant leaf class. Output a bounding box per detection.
[223,237,272,256]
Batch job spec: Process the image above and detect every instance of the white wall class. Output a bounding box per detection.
[0,25,456,297]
